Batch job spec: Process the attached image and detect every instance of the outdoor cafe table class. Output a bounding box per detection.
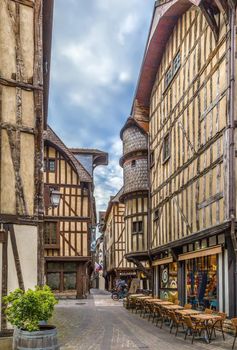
[162,305,184,310]
[154,301,174,305]
[175,309,202,316]
[190,313,222,343]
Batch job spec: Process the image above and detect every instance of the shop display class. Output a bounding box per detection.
[186,255,217,310]
[160,262,178,301]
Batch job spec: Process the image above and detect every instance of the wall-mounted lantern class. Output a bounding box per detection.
[50,188,61,208]
[44,185,62,209]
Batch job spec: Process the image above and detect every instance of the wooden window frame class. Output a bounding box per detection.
[44,221,60,249]
[132,220,143,234]
[150,150,155,168]
[164,50,181,91]
[44,158,56,173]
[162,133,171,164]
[48,159,56,172]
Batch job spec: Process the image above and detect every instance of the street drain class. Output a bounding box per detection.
[76,302,86,305]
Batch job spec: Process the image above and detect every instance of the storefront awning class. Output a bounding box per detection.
[178,245,222,261]
[152,256,173,267]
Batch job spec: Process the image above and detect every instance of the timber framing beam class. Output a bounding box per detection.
[1,122,35,135]
[0,77,42,91]
[1,225,8,331]
[11,0,34,7]
[9,224,25,291]
[200,1,219,42]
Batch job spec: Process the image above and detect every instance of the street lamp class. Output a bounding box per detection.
[50,188,61,208]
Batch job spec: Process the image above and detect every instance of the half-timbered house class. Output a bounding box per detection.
[44,127,108,298]
[0,0,53,338]
[103,189,137,290]
[120,0,237,316]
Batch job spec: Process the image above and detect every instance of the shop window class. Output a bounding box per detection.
[132,221,143,234]
[201,239,207,249]
[218,234,225,245]
[131,160,136,167]
[163,134,170,163]
[64,272,76,290]
[183,245,187,253]
[188,243,193,252]
[186,255,217,310]
[195,241,200,250]
[64,263,77,271]
[47,262,61,271]
[44,221,59,248]
[159,263,178,301]
[47,272,60,291]
[209,236,217,246]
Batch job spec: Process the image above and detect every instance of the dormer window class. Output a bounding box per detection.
[131,160,136,167]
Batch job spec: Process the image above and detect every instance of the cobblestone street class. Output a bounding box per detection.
[52,290,234,350]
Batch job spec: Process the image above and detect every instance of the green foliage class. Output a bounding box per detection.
[3,285,58,332]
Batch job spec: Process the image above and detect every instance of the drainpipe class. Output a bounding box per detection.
[147,133,153,292]
[229,5,237,316]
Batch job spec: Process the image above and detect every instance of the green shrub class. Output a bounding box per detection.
[3,285,58,332]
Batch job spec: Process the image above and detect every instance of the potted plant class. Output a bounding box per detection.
[4,285,59,350]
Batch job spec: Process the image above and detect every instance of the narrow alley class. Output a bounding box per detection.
[53,290,233,350]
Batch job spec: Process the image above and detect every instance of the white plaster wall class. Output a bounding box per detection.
[8,225,38,294]
[7,235,18,294]
[14,225,38,289]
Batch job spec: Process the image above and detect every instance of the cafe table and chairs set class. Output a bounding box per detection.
[125,294,237,348]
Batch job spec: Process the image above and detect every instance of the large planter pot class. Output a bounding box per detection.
[13,325,60,350]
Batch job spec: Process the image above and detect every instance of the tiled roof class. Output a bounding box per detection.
[70,148,107,155]
[111,187,124,202]
[44,126,92,183]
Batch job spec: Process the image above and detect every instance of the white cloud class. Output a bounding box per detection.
[94,137,123,213]
[49,0,154,214]
[118,14,139,45]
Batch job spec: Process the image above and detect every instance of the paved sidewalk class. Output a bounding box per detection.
[52,289,234,350]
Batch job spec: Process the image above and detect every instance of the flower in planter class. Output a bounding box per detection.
[3,285,58,332]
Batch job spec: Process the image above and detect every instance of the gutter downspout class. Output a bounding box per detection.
[229,5,237,316]
[147,132,153,292]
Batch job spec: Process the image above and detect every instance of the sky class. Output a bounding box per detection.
[48,0,155,216]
